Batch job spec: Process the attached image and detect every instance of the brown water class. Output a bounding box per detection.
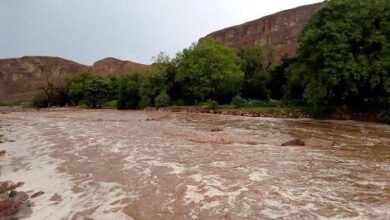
[0,109,389,219]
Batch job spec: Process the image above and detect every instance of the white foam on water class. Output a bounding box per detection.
[249,169,268,182]
[190,174,202,182]
[201,201,221,210]
[210,161,226,168]
[184,173,248,209]
[0,118,134,220]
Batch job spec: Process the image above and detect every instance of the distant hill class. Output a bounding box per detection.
[89,57,150,75]
[0,56,87,102]
[0,56,150,103]
[201,3,322,66]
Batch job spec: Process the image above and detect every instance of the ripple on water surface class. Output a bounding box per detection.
[0,109,389,219]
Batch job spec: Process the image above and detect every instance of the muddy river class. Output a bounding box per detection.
[0,109,389,219]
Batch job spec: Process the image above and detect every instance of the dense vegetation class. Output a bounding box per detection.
[32,0,389,122]
[288,0,390,110]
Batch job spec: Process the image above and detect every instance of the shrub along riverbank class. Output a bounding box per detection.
[19,0,389,123]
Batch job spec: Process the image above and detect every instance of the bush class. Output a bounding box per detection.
[173,99,186,106]
[139,95,152,108]
[85,79,112,108]
[377,110,390,124]
[154,91,170,107]
[19,101,32,108]
[117,75,140,110]
[203,99,219,110]
[102,100,118,109]
[32,92,48,108]
[231,96,247,108]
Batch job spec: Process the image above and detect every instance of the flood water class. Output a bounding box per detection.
[0,109,389,219]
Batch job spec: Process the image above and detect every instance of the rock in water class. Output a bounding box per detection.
[0,199,19,217]
[281,139,305,146]
[0,182,31,219]
[0,181,24,194]
[30,191,44,199]
[9,191,29,203]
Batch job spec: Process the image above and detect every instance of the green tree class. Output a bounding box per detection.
[38,81,70,107]
[263,44,276,69]
[139,52,182,107]
[32,92,48,108]
[66,72,93,105]
[238,45,270,100]
[268,55,296,100]
[117,74,141,109]
[290,0,390,109]
[139,77,156,108]
[176,39,244,104]
[85,79,112,108]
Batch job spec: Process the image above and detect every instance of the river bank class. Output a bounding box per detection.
[147,106,382,123]
[0,105,384,124]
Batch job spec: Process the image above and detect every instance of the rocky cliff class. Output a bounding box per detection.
[201,3,322,66]
[0,56,150,103]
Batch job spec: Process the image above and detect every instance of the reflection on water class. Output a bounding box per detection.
[0,109,389,219]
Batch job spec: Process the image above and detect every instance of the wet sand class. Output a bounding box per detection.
[0,109,389,219]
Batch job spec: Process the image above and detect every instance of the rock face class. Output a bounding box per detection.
[90,57,150,75]
[201,3,322,66]
[0,56,150,103]
[0,56,88,103]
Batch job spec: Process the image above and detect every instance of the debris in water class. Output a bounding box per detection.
[210,128,223,132]
[30,191,44,199]
[281,139,305,146]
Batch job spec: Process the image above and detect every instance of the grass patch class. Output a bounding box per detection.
[0,99,32,107]
[102,100,118,109]
[18,101,32,108]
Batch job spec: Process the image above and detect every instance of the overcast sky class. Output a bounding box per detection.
[0,0,322,65]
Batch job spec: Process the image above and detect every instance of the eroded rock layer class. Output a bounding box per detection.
[201,3,322,65]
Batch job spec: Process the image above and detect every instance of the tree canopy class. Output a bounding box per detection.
[176,39,244,104]
[238,45,270,100]
[290,0,390,109]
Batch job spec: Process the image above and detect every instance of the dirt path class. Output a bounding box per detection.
[0,109,389,219]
